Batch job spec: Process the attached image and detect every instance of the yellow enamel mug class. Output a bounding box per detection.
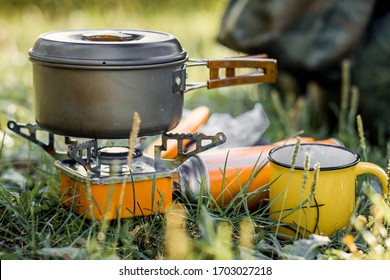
[268,143,388,237]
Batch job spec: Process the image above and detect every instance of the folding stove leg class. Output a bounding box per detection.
[154,132,227,170]
[7,120,74,161]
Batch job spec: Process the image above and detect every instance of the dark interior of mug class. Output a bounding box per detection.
[269,144,360,170]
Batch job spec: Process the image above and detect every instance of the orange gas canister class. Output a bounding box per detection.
[177,138,342,209]
[57,159,174,221]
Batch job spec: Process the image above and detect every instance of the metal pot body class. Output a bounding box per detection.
[29,29,277,139]
[32,61,185,138]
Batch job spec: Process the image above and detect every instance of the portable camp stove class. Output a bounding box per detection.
[7,121,226,220]
[8,28,279,220]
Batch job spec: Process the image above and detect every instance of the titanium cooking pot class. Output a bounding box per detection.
[29,29,277,139]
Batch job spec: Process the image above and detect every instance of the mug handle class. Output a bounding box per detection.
[356,162,389,195]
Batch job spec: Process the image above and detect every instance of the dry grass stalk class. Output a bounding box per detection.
[127,112,141,167]
[165,202,191,259]
[274,137,301,238]
[387,156,390,195]
[339,59,351,133]
[296,152,310,239]
[239,217,254,249]
[115,112,141,223]
[239,217,254,260]
[348,86,360,128]
[309,163,320,198]
[356,114,367,161]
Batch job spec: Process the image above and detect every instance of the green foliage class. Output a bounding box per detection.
[1,0,219,15]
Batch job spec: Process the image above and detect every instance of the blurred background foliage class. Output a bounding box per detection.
[1,0,220,14]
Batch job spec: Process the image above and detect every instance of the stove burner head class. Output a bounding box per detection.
[96,146,144,175]
[63,139,152,176]
[97,146,142,165]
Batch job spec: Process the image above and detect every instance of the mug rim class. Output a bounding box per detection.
[268,143,360,171]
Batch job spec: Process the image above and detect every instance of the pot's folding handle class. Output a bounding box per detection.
[207,56,277,89]
[184,55,277,92]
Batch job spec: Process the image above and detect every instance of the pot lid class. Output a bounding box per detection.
[29,29,188,67]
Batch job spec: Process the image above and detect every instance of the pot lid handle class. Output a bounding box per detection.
[82,32,135,42]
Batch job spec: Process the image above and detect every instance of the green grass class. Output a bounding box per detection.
[1,0,390,260]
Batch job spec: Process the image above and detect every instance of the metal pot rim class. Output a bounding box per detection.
[29,55,189,70]
[29,28,188,67]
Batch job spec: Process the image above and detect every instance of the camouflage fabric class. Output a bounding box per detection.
[218,0,390,142]
[352,11,390,140]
